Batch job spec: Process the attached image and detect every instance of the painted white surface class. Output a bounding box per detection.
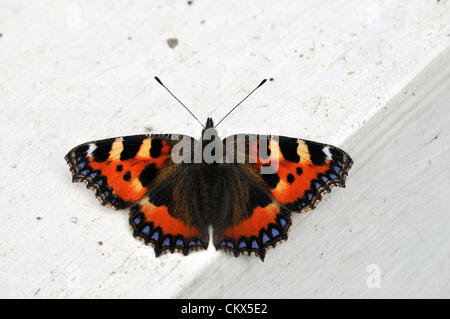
[0,0,449,298]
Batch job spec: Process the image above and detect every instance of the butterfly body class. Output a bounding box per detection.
[66,117,352,260]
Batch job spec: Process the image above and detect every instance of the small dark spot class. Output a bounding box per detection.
[296,167,303,175]
[0,33,2,38]
[116,164,123,172]
[187,0,193,4]
[36,217,42,221]
[269,77,274,81]
[98,241,103,246]
[200,20,205,24]
[287,173,295,184]
[145,126,153,132]
[123,171,131,181]
[128,36,132,40]
[167,38,178,48]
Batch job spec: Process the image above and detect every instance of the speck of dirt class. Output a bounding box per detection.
[0,33,2,38]
[36,217,42,221]
[128,36,132,40]
[98,241,103,246]
[200,20,205,24]
[167,38,178,48]
[145,126,153,132]
[70,216,78,224]
[269,77,274,81]
[187,0,193,5]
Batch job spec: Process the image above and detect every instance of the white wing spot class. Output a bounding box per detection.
[86,143,97,157]
[322,146,333,159]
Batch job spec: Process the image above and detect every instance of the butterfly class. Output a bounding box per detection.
[65,78,353,261]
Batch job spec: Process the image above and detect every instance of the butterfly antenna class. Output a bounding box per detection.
[215,79,267,127]
[154,76,205,128]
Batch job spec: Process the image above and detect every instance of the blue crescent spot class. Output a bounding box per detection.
[77,162,86,169]
[279,218,287,228]
[162,238,171,247]
[333,165,341,173]
[251,240,259,249]
[321,175,329,182]
[271,227,280,238]
[239,241,247,249]
[97,178,104,186]
[262,232,270,244]
[197,240,203,247]
[337,161,343,167]
[307,192,313,201]
[103,190,110,198]
[133,216,142,225]
[80,169,89,176]
[151,231,159,241]
[314,181,322,190]
[89,171,98,179]
[227,242,234,248]
[220,241,226,247]
[329,173,337,180]
[176,239,184,246]
[189,240,196,247]
[141,225,150,235]
[76,156,83,162]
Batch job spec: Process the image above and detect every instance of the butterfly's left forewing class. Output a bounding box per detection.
[65,134,180,209]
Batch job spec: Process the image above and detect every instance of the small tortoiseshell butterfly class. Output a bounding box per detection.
[65,78,353,260]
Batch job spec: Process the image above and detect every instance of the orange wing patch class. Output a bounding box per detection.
[217,202,292,261]
[88,158,149,202]
[129,196,207,256]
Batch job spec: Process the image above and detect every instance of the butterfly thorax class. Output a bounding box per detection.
[200,117,222,165]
